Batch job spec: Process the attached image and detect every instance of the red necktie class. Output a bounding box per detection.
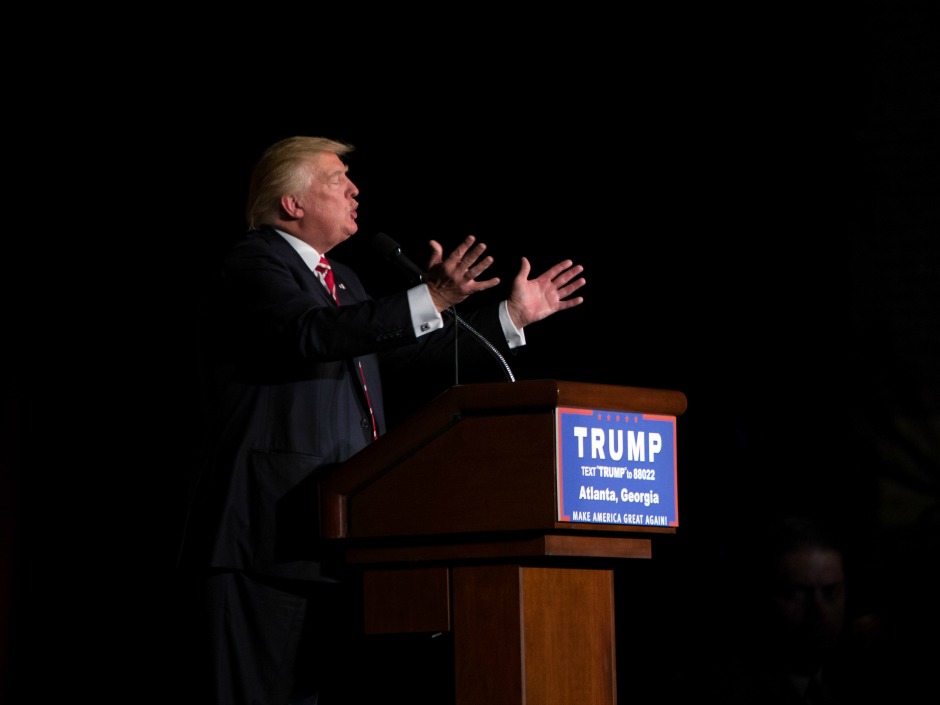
[315,255,339,305]
[358,361,378,441]
[316,255,377,440]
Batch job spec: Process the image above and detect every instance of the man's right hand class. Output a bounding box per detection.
[424,235,501,312]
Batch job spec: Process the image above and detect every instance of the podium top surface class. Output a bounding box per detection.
[434,379,688,417]
[324,379,687,487]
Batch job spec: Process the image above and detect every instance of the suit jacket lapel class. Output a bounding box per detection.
[257,226,339,307]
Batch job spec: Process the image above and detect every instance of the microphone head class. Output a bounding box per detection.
[371,231,402,260]
[371,231,425,284]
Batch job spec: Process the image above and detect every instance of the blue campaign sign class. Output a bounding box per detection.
[556,406,679,528]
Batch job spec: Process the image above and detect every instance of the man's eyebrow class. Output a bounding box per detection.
[323,166,348,179]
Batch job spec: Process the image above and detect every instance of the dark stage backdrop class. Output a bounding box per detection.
[5,3,937,702]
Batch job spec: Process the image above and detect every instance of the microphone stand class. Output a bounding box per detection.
[443,307,516,383]
[371,231,516,383]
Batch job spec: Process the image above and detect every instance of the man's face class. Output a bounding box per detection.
[300,152,359,250]
[771,546,846,667]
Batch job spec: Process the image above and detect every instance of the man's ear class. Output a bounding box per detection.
[281,194,303,219]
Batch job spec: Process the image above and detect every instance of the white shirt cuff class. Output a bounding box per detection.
[499,300,525,349]
[408,285,443,337]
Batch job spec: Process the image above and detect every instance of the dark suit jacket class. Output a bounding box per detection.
[177,225,515,580]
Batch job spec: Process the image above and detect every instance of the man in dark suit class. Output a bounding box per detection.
[176,135,586,705]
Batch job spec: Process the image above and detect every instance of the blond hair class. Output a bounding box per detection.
[245,136,355,230]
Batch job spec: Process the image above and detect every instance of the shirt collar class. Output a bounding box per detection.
[275,229,323,273]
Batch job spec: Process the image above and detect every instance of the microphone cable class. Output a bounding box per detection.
[443,307,516,383]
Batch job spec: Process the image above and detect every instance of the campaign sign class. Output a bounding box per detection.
[556,406,678,528]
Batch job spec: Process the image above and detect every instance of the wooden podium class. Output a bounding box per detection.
[318,379,688,705]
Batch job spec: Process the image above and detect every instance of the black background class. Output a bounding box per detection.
[4,2,938,702]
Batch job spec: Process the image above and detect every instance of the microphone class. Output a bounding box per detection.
[372,231,426,286]
[370,232,516,383]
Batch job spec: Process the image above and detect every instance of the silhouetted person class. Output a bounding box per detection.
[696,514,880,704]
